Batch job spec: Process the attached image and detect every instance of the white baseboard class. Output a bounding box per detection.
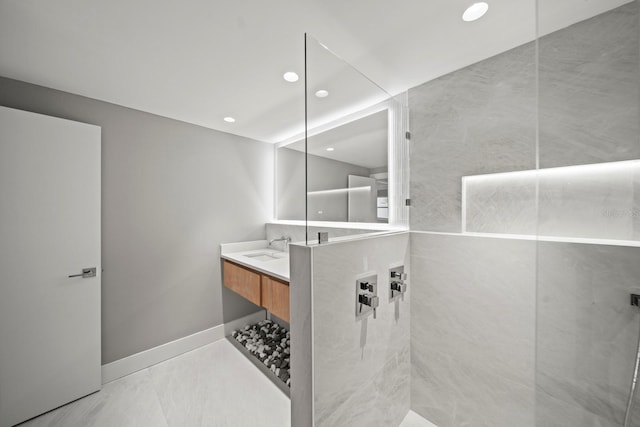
[101,310,266,384]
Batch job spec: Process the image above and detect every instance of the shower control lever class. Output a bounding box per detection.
[359,294,379,319]
[359,294,379,308]
[391,271,407,280]
[360,281,374,292]
[356,274,378,320]
[391,281,407,293]
[389,266,407,300]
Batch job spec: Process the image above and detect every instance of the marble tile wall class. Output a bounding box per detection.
[463,161,640,241]
[537,163,638,240]
[408,42,536,233]
[407,4,639,427]
[463,171,537,235]
[409,2,639,235]
[301,232,411,427]
[535,391,624,427]
[410,232,536,427]
[410,232,640,427]
[290,244,314,427]
[538,1,639,169]
[635,168,640,240]
[536,241,640,427]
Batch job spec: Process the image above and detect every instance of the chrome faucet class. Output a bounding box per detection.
[269,235,291,248]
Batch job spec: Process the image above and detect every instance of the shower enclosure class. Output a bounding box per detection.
[290,1,640,426]
[535,1,640,426]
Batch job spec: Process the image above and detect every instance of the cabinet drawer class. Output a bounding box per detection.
[223,260,261,306]
[262,275,290,323]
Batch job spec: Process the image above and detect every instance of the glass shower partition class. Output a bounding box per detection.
[289,33,412,427]
[534,1,640,426]
[293,3,640,425]
[403,1,640,425]
[406,0,539,424]
[302,34,409,245]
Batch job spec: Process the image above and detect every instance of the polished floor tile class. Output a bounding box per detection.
[18,339,290,427]
[18,369,168,427]
[17,338,433,427]
[400,410,438,427]
[148,339,290,427]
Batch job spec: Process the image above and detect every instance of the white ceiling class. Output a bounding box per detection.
[0,0,631,143]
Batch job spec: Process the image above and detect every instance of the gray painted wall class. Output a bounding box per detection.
[0,76,274,364]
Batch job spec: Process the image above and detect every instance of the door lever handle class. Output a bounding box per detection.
[69,267,97,278]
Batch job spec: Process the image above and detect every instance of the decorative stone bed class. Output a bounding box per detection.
[231,319,291,387]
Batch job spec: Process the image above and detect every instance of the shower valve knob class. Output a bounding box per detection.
[360,281,374,292]
[355,274,378,320]
[391,281,407,293]
[391,271,407,280]
[359,294,379,308]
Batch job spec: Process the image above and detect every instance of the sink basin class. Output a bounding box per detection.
[244,251,285,262]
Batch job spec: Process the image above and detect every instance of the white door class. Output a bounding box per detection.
[0,106,101,427]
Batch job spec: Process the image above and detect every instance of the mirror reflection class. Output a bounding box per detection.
[277,109,389,223]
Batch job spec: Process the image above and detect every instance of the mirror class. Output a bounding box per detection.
[276,107,389,223]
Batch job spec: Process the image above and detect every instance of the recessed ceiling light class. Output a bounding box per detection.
[315,90,329,98]
[223,117,235,123]
[326,147,335,152]
[462,2,489,22]
[283,71,299,82]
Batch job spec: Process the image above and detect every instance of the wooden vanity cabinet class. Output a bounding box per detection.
[262,275,290,323]
[222,260,261,306]
[222,260,290,323]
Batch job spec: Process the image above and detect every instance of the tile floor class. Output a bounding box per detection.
[18,339,436,427]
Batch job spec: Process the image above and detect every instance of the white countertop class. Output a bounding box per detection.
[220,240,290,282]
